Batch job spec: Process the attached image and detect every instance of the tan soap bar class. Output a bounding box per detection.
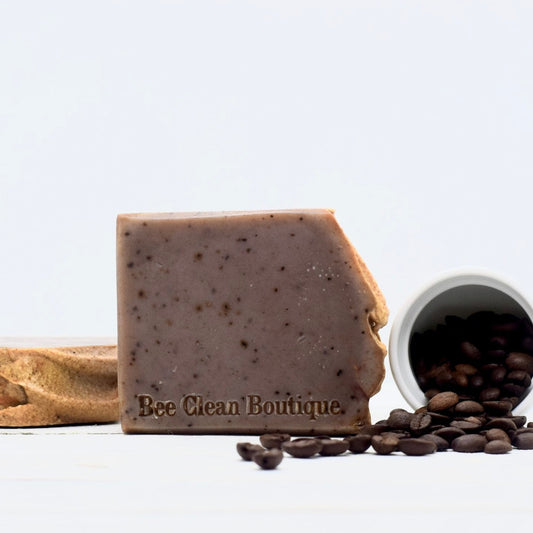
[117,209,388,435]
[0,338,118,427]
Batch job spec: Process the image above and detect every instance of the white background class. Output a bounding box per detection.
[1,2,533,531]
[2,1,533,339]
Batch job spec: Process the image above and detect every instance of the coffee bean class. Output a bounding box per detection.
[506,370,531,388]
[528,422,533,428]
[465,415,486,425]
[253,449,283,470]
[428,391,459,412]
[318,438,349,456]
[481,363,499,375]
[419,434,449,451]
[479,388,501,402]
[482,400,513,416]
[387,409,413,430]
[371,435,399,455]
[510,415,527,428]
[433,427,466,443]
[506,352,533,374]
[452,434,487,453]
[409,412,432,435]
[507,396,520,407]
[259,433,291,449]
[484,440,512,454]
[513,427,533,436]
[344,434,372,454]
[485,418,517,432]
[469,375,485,391]
[454,400,484,416]
[450,420,482,432]
[455,364,478,376]
[460,341,482,361]
[359,424,389,436]
[501,383,526,398]
[237,442,264,461]
[426,411,452,425]
[512,432,533,450]
[435,368,454,389]
[398,438,437,456]
[381,431,410,440]
[451,371,469,389]
[485,428,511,443]
[489,366,507,384]
[282,438,322,458]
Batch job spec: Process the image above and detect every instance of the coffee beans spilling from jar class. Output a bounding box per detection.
[410,311,533,405]
[237,311,533,469]
[237,402,533,468]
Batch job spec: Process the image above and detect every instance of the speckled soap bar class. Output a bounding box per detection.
[117,209,388,435]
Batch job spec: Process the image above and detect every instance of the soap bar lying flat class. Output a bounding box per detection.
[117,209,388,435]
[0,339,118,427]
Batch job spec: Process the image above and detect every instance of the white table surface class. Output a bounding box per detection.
[1,369,532,533]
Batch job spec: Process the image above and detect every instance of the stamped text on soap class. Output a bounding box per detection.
[137,393,343,420]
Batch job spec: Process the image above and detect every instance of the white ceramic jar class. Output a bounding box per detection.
[389,268,533,415]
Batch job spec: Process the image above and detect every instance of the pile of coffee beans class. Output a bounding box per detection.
[410,311,533,405]
[237,311,533,469]
[355,392,533,455]
[237,399,533,468]
[236,434,352,469]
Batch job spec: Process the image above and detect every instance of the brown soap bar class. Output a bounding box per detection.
[117,209,388,435]
[0,339,118,427]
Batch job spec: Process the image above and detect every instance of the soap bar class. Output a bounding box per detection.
[117,209,388,435]
[0,339,118,427]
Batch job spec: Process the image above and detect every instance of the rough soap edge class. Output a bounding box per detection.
[325,210,389,399]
